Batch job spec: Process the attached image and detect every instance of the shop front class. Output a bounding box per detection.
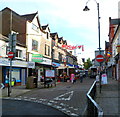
[31,54,53,81]
[0,58,28,86]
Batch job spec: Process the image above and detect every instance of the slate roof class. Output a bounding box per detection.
[21,12,38,22]
[42,24,48,30]
[58,37,63,43]
[110,17,120,25]
[50,32,58,38]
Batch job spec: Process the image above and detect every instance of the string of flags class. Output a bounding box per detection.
[107,51,111,57]
[62,45,84,51]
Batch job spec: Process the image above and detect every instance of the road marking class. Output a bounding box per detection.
[3,97,79,116]
[54,91,74,101]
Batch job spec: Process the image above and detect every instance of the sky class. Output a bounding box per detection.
[0,0,120,61]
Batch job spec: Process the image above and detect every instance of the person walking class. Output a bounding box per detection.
[80,74,83,83]
[70,73,75,84]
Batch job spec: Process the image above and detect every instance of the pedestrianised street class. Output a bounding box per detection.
[2,78,95,116]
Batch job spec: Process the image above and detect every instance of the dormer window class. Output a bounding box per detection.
[32,23,39,32]
[47,32,49,39]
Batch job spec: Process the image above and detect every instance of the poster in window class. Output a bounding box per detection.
[45,70,55,77]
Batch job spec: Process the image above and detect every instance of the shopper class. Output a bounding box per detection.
[80,74,83,83]
[70,73,75,84]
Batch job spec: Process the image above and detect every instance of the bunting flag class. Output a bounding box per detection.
[107,51,111,57]
[62,45,84,51]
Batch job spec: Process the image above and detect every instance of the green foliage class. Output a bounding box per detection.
[83,58,92,70]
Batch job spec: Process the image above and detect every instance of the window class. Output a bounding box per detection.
[47,32,49,39]
[58,52,62,61]
[32,39,38,51]
[45,44,50,56]
[52,49,55,59]
[16,49,22,58]
[32,23,39,32]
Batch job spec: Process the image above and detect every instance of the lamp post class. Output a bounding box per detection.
[83,0,102,93]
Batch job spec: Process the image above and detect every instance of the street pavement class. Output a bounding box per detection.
[2,99,69,117]
[96,78,120,116]
[1,77,95,117]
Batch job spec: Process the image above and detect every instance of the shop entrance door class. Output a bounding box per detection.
[21,69,26,85]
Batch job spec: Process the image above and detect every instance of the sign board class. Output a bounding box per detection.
[8,51,14,59]
[96,55,104,62]
[101,74,107,84]
[32,54,43,62]
[45,70,55,77]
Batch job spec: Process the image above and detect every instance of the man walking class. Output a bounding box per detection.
[80,74,83,83]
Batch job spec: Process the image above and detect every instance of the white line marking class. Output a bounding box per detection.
[54,91,74,101]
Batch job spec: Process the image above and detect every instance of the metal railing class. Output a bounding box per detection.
[86,80,103,117]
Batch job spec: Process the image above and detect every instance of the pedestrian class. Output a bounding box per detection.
[70,73,75,84]
[80,75,83,83]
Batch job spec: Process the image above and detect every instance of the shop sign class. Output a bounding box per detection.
[28,61,35,68]
[32,54,43,62]
[45,70,55,77]
[107,57,116,67]
[41,58,52,65]
[12,60,28,67]
[0,58,28,67]
[0,58,9,66]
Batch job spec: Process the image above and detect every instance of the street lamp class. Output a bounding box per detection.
[83,0,102,93]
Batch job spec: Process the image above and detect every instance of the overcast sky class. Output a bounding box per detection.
[1,0,119,60]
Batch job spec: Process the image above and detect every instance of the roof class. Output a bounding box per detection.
[42,24,48,30]
[63,40,67,44]
[110,18,120,25]
[50,32,58,38]
[21,12,38,22]
[0,34,8,41]
[58,37,63,43]
[1,7,21,17]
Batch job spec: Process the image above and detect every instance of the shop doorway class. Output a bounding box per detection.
[21,69,26,85]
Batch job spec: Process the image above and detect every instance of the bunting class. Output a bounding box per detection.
[62,45,84,51]
[107,51,111,57]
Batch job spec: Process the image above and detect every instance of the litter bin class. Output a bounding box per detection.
[26,76,38,89]
[33,77,37,88]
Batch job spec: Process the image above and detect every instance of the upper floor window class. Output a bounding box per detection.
[32,23,39,32]
[46,32,49,39]
[32,39,38,51]
[16,49,22,58]
[45,44,50,56]
[58,52,62,62]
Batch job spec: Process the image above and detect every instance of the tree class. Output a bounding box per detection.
[83,58,92,70]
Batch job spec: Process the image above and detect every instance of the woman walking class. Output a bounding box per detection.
[70,73,75,84]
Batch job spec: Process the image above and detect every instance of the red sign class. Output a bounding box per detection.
[8,51,14,59]
[96,55,104,62]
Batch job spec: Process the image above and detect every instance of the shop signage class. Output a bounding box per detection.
[0,58,28,67]
[45,70,55,77]
[28,62,35,68]
[41,58,52,65]
[32,54,43,62]
[12,61,28,67]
